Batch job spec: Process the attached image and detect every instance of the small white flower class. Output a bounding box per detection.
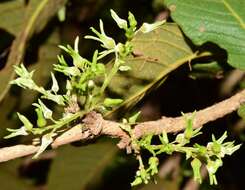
[110,9,128,30]
[33,133,55,159]
[33,99,53,120]
[4,127,28,139]
[74,36,79,53]
[85,20,116,50]
[139,20,166,33]
[51,72,59,93]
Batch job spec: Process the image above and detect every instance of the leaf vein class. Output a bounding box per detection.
[222,0,245,30]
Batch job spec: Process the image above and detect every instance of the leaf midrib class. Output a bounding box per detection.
[105,52,198,117]
[222,0,245,30]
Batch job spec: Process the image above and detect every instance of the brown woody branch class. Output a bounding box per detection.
[0,89,245,163]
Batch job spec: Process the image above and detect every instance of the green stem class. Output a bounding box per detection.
[53,111,86,131]
[100,56,120,94]
[34,111,85,135]
[151,144,199,155]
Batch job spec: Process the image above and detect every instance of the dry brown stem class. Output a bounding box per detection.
[0,89,245,163]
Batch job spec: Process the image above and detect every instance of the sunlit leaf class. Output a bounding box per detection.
[0,0,26,35]
[165,0,245,70]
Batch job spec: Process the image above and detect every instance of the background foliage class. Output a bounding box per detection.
[0,0,245,189]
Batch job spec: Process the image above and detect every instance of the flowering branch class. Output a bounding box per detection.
[0,88,244,163]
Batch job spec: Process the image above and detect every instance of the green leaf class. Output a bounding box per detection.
[0,0,26,35]
[17,112,33,131]
[0,0,67,102]
[0,0,64,35]
[47,141,117,190]
[106,23,194,117]
[165,0,245,70]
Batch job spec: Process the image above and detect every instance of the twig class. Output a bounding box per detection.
[0,89,245,163]
[0,145,39,162]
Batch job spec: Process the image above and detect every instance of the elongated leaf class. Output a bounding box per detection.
[106,23,194,116]
[0,0,66,36]
[165,0,245,70]
[47,141,117,190]
[0,0,67,102]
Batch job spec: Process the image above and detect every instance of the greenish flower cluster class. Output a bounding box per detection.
[7,11,165,160]
[5,9,240,187]
[122,113,241,186]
